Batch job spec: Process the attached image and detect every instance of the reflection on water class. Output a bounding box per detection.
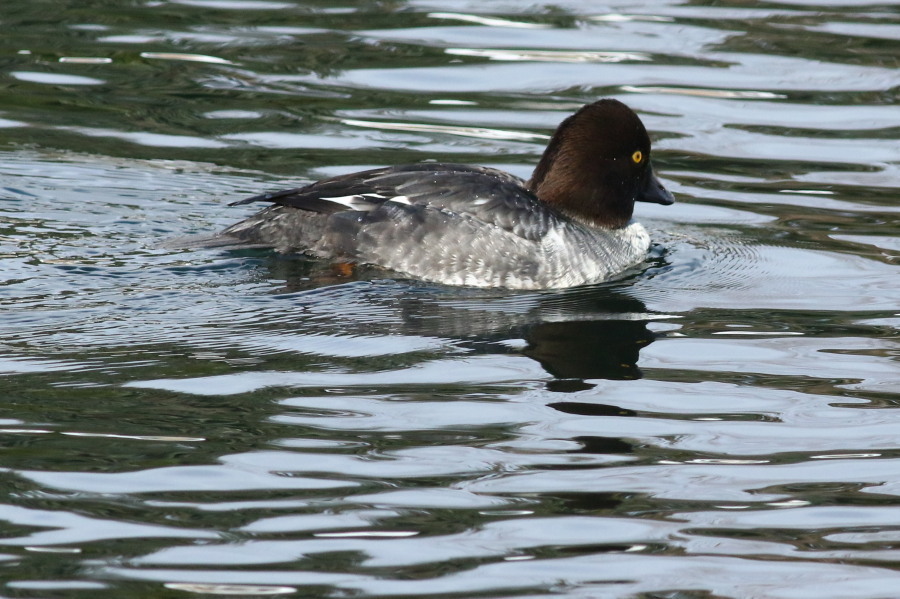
[1,0,899,597]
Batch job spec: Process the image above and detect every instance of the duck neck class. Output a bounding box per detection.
[527,152,634,229]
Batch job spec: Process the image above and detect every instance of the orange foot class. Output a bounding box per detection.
[331,262,355,277]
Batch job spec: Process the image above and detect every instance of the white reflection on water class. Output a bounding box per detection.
[296,58,900,93]
[10,71,105,85]
[445,48,652,63]
[125,355,548,395]
[426,12,551,29]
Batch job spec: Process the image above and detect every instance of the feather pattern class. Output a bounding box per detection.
[230,164,559,241]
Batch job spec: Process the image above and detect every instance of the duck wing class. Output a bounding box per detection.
[231,163,564,242]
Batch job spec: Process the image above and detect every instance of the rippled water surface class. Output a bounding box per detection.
[1,1,899,597]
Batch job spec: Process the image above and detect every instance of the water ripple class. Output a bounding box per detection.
[1,1,899,597]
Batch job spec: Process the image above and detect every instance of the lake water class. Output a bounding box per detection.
[1,1,899,597]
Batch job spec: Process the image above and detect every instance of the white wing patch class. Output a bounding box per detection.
[316,193,411,211]
[318,193,389,211]
[319,194,366,209]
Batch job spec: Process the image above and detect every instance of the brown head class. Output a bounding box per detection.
[527,99,674,228]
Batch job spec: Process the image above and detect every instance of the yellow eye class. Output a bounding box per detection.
[631,150,643,164]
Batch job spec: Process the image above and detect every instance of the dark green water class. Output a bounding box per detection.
[1,1,899,597]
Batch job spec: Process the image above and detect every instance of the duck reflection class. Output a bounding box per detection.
[258,256,662,391]
[523,318,653,384]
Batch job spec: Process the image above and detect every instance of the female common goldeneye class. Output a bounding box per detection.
[219,99,674,289]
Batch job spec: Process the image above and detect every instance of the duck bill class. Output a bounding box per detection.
[637,165,675,205]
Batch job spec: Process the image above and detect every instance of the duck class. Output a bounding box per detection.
[218,98,674,289]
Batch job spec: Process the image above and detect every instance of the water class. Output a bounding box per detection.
[1,0,898,597]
